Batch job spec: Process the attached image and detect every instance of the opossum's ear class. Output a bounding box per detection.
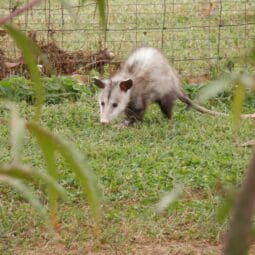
[94,78,105,89]
[119,79,133,92]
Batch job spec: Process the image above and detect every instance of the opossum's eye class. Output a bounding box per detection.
[112,103,118,108]
[101,102,105,106]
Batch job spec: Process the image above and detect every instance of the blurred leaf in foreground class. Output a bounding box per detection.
[155,186,182,214]
[4,24,45,121]
[27,121,101,220]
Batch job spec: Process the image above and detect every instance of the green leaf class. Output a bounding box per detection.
[197,76,234,103]
[95,0,106,27]
[217,197,234,224]
[62,0,106,28]
[26,121,101,219]
[231,84,246,132]
[81,0,106,26]
[4,24,45,121]
[34,136,59,227]
[9,105,25,164]
[0,175,49,221]
[155,186,182,213]
[239,73,255,91]
[58,0,78,23]
[0,164,67,199]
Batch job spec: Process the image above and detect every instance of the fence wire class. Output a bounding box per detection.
[0,0,254,77]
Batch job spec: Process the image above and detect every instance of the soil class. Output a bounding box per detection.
[0,31,116,79]
[15,240,223,255]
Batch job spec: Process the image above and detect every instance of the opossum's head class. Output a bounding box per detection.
[94,78,133,124]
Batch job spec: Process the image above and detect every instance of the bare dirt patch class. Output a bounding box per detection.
[39,42,114,76]
[16,241,255,255]
[0,31,116,79]
[186,74,210,85]
[15,240,222,255]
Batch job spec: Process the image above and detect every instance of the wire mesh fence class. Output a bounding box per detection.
[0,0,254,77]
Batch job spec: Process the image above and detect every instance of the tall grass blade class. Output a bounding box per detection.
[95,0,106,27]
[4,24,45,121]
[231,84,245,134]
[197,76,233,103]
[34,138,59,228]
[9,105,25,164]
[155,186,182,213]
[0,175,48,221]
[0,164,67,199]
[217,197,234,224]
[78,0,106,27]
[27,122,101,219]
[80,0,106,26]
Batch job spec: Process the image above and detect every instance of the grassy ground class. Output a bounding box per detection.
[0,82,254,254]
[0,1,255,253]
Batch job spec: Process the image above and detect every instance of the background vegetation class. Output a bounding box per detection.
[0,0,255,254]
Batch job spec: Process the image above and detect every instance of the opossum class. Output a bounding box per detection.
[94,47,226,125]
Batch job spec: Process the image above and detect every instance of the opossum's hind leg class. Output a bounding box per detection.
[124,107,145,126]
[157,93,176,119]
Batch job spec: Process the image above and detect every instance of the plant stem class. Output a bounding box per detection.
[224,152,255,255]
[0,0,42,25]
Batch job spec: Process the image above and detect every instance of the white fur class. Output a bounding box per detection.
[126,47,155,70]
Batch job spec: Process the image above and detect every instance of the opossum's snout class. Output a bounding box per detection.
[99,104,123,125]
[100,118,110,125]
[100,110,116,124]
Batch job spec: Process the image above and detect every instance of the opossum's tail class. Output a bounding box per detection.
[177,91,227,117]
[178,91,255,119]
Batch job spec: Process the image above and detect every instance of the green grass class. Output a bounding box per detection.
[0,81,254,254]
[0,1,254,253]
[0,76,86,104]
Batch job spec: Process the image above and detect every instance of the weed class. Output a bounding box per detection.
[0,76,90,104]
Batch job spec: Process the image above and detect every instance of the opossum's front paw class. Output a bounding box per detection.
[113,120,132,128]
[122,120,132,126]
[113,123,127,129]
